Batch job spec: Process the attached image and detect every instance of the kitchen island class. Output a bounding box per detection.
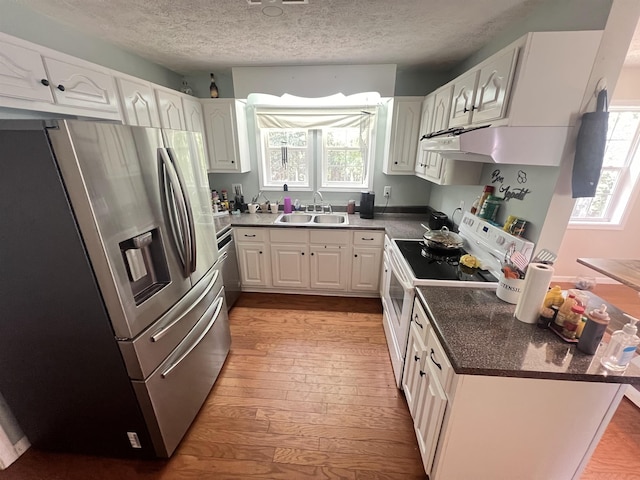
[412,286,640,480]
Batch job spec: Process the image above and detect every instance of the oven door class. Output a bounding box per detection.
[382,242,415,388]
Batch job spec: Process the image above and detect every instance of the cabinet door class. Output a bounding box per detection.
[472,47,518,124]
[414,363,447,476]
[0,39,53,103]
[310,246,348,290]
[182,97,205,133]
[385,97,423,174]
[237,243,270,287]
[351,246,382,292]
[402,324,427,419]
[43,56,119,113]
[271,244,309,289]
[432,86,452,132]
[449,71,479,128]
[202,99,240,172]
[423,153,444,183]
[117,77,160,127]
[415,95,435,176]
[155,88,186,130]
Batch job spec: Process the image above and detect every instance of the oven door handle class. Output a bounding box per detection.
[389,250,412,291]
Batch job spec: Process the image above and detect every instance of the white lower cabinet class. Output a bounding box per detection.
[235,228,382,295]
[235,228,270,287]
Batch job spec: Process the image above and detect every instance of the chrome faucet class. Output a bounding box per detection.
[308,191,324,213]
[251,190,269,204]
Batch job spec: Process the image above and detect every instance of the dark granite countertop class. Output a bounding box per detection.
[416,286,640,385]
[213,212,430,240]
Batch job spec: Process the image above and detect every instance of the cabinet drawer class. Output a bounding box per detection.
[234,228,267,242]
[310,230,350,245]
[412,297,431,344]
[426,329,452,391]
[352,231,384,246]
[270,228,309,244]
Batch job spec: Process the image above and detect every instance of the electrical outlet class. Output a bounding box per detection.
[460,200,465,210]
[383,186,391,198]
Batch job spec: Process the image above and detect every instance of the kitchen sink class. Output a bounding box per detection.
[313,214,347,224]
[274,213,348,226]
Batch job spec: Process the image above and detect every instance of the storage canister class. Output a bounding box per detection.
[478,195,502,222]
[577,304,610,354]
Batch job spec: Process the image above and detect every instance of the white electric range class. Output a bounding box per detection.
[381,212,534,387]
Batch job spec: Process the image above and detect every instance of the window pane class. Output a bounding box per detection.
[326,128,361,148]
[326,149,364,183]
[571,169,620,220]
[603,112,640,167]
[268,149,308,183]
[267,129,307,148]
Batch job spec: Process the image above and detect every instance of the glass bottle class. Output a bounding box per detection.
[209,73,219,98]
[600,315,640,371]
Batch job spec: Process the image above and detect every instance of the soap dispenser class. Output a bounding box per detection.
[600,314,640,371]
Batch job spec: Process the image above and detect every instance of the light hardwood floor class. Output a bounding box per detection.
[3,288,639,479]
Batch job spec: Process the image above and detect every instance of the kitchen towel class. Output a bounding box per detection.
[514,263,554,324]
[572,89,609,198]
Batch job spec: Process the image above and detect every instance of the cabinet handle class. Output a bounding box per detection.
[414,314,423,329]
[362,237,374,241]
[231,160,235,164]
[430,348,442,370]
[56,84,65,91]
[40,79,50,86]
[464,105,477,113]
[394,161,398,164]
[414,355,420,362]
[301,252,305,256]
[244,234,256,237]
[311,252,314,256]
[354,254,358,258]
[419,370,426,377]
[259,251,262,254]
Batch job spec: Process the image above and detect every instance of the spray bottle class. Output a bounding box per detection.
[600,314,640,371]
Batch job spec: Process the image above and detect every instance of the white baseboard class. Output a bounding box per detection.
[551,275,621,285]
[625,385,640,408]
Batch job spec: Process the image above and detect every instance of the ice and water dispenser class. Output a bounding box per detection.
[119,228,170,305]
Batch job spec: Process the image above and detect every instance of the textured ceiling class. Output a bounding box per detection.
[20,0,551,74]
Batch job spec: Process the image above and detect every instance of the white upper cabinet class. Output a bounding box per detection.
[182,96,205,133]
[154,86,186,130]
[449,47,518,128]
[116,76,161,128]
[202,99,251,173]
[0,33,121,120]
[0,39,54,103]
[414,94,436,176]
[383,96,423,175]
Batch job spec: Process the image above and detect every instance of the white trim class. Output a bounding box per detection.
[567,221,625,230]
[551,275,622,285]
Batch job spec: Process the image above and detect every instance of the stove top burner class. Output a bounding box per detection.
[395,239,497,283]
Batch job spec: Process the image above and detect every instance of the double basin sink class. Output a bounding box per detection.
[274,212,349,226]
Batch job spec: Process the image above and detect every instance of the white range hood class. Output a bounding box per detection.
[420,125,573,167]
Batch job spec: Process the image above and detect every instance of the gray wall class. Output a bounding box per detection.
[208,100,432,210]
[0,0,182,89]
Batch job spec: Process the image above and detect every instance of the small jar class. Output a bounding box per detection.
[562,304,585,339]
[478,195,502,222]
[347,200,356,214]
[538,307,555,329]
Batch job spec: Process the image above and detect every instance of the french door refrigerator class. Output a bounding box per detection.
[0,120,231,458]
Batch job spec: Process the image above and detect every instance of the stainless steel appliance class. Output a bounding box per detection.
[381,212,534,387]
[359,191,375,219]
[0,120,231,458]
[216,226,241,309]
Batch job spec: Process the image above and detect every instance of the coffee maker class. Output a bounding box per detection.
[359,191,375,219]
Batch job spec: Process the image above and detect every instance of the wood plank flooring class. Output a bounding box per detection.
[3,288,639,479]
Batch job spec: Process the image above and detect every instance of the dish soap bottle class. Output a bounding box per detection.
[600,314,640,371]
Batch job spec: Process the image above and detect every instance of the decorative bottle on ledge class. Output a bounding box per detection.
[209,74,219,98]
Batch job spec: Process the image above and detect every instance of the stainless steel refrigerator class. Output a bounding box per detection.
[0,120,231,458]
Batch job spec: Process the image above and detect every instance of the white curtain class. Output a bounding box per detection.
[255,107,377,130]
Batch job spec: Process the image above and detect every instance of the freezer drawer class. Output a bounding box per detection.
[118,266,222,380]
[131,285,231,457]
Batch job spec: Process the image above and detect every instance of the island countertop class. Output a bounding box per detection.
[416,286,640,384]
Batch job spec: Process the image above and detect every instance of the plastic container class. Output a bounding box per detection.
[562,304,585,339]
[478,195,501,222]
[600,314,640,371]
[347,200,356,214]
[470,196,481,215]
[555,294,576,327]
[577,304,610,354]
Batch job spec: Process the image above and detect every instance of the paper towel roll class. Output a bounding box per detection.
[514,263,555,324]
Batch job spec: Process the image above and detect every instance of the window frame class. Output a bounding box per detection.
[259,128,313,190]
[569,106,640,228]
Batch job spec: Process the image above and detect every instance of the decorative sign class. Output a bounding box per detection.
[491,169,532,202]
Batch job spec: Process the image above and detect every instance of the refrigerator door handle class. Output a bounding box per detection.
[158,148,191,277]
[160,294,224,379]
[150,268,219,343]
[167,147,197,275]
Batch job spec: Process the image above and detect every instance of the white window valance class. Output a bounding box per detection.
[255,108,376,129]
